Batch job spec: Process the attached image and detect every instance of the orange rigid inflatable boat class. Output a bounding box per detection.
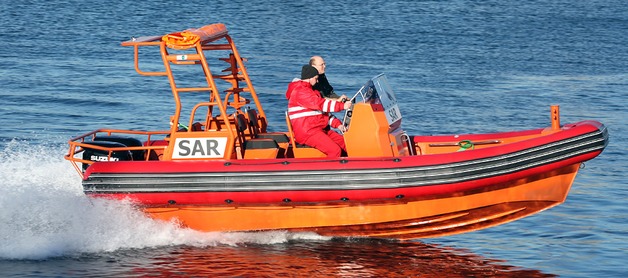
[65,23,608,239]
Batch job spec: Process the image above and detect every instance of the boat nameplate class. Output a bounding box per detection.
[172,137,228,159]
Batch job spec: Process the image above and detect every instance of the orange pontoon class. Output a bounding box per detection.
[65,23,608,239]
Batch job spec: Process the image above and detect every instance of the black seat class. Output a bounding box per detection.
[235,113,279,153]
[246,108,289,143]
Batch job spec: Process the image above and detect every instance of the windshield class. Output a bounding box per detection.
[354,73,402,126]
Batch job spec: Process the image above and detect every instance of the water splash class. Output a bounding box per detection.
[0,140,327,260]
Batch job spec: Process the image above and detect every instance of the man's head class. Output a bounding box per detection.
[309,56,326,74]
[301,65,319,85]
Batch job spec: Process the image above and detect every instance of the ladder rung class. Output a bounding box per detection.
[219,57,247,63]
[176,87,213,93]
[166,54,202,62]
[221,68,243,73]
[202,44,232,50]
[171,60,200,65]
[225,87,250,93]
[213,74,244,81]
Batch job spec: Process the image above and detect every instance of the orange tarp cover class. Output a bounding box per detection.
[162,23,228,50]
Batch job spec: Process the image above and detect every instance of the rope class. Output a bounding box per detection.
[457,140,474,151]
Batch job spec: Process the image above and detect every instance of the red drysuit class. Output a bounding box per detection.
[286,80,346,157]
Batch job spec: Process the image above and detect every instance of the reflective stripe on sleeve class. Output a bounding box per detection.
[322,99,334,112]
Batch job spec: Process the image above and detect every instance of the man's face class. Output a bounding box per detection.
[312,58,326,74]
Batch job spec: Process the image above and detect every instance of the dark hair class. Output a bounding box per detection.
[301,65,319,79]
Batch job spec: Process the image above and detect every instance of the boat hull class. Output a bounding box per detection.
[144,164,578,239]
[79,121,607,239]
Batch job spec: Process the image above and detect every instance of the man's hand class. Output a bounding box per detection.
[337,125,347,133]
[336,95,348,102]
[343,101,351,110]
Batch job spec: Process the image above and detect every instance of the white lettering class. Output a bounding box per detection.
[173,137,228,159]
[90,155,120,162]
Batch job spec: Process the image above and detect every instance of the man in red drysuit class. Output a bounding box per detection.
[286,65,352,157]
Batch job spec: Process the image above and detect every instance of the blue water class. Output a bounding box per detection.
[1,0,626,276]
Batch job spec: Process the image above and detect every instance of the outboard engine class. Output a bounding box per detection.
[94,136,145,161]
[82,141,133,170]
[81,136,145,170]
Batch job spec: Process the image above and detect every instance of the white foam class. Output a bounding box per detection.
[0,140,328,260]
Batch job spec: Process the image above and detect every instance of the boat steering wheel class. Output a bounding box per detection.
[341,91,362,133]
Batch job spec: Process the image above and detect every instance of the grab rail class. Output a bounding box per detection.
[428,140,502,147]
[64,129,171,178]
